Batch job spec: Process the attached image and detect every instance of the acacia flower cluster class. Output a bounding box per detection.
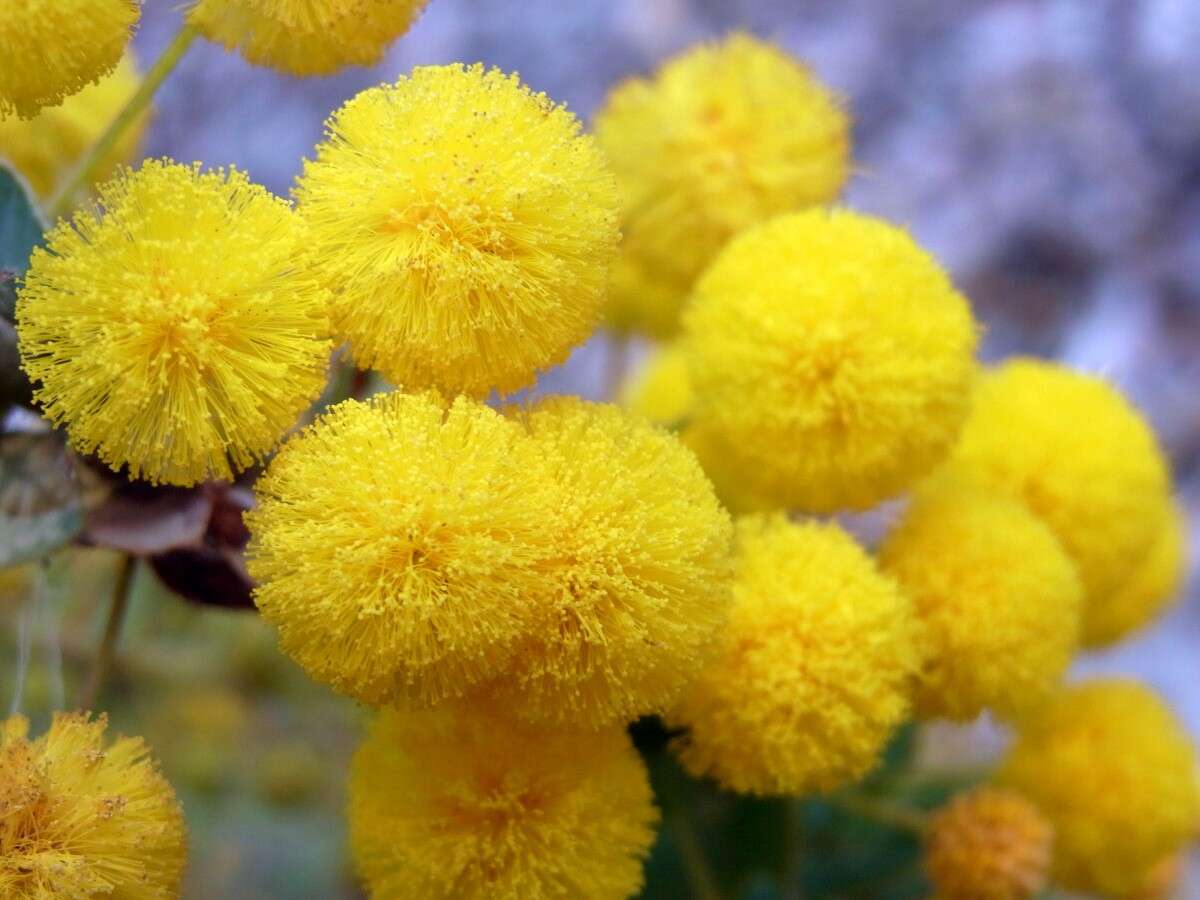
[4,9,1197,900]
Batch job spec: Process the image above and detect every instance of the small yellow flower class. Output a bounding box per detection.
[189,0,428,76]
[17,159,330,486]
[947,359,1173,645]
[619,342,694,428]
[0,0,138,119]
[487,397,734,728]
[1085,497,1187,647]
[295,64,620,396]
[924,787,1053,900]
[998,680,1200,896]
[247,391,557,707]
[0,54,148,199]
[349,701,658,900]
[684,209,978,513]
[0,711,186,898]
[596,32,851,338]
[670,515,919,795]
[880,473,1082,722]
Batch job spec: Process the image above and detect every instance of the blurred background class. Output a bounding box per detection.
[4,0,1199,896]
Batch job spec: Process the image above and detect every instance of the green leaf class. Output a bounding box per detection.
[0,432,82,568]
[0,160,47,274]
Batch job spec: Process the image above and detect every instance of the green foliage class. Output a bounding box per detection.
[0,161,46,275]
[0,432,83,567]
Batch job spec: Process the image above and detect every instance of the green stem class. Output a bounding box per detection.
[604,333,631,401]
[47,24,199,219]
[80,555,136,711]
[669,813,723,900]
[779,798,805,900]
[833,794,929,834]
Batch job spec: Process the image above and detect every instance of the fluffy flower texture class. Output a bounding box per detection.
[295,65,620,396]
[1084,498,1187,648]
[879,475,1082,722]
[0,0,137,119]
[619,344,775,513]
[189,0,427,76]
[247,391,556,707]
[487,398,733,728]
[670,515,919,795]
[596,33,850,338]
[684,209,978,512]
[947,359,1172,642]
[924,788,1053,900]
[998,680,1200,896]
[17,160,330,486]
[619,342,694,427]
[0,54,147,198]
[0,712,186,899]
[349,702,658,900]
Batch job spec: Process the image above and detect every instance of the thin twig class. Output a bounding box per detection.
[603,333,631,401]
[780,798,805,900]
[832,793,929,834]
[669,813,723,900]
[80,554,136,711]
[47,24,200,219]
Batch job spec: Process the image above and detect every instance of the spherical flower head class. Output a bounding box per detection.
[684,209,978,513]
[924,787,1053,900]
[596,32,851,338]
[0,53,147,199]
[670,515,920,795]
[247,390,558,707]
[0,0,137,119]
[189,0,427,76]
[946,359,1172,640]
[997,680,1200,896]
[619,341,694,427]
[679,422,778,515]
[349,701,658,900]
[0,711,186,898]
[295,64,620,397]
[17,159,331,486]
[879,474,1082,722]
[1084,498,1187,648]
[486,397,734,728]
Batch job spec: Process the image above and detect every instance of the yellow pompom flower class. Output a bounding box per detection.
[189,0,427,77]
[619,342,694,428]
[997,680,1200,896]
[17,159,330,486]
[0,54,147,199]
[684,209,978,513]
[0,0,138,119]
[596,32,851,338]
[946,359,1172,643]
[879,474,1082,721]
[295,65,620,397]
[670,515,919,795]
[0,712,186,898]
[924,787,1053,900]
[349,702,658,900]
[247,391,557,707]
[1084,498,1187,647]
[484,398,732,728]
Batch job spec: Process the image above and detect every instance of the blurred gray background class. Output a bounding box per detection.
[134,0,1199,728]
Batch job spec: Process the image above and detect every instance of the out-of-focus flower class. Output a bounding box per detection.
[349,701,658,900]
[670,515,919,795]
[247,391,557,707]
[684,209,978,513]
[295,64,619,397]
[619,342,693,428]
[1085,498,1187,647]
[0,0,138,119]
[189,0,427,76]
[0,711,186,898]
[17,159,331,486]
[924,787,1053,900]
[946,359,1174,646]
[880,473,1082,721]
[998,680,1200,896]
[596,32,850,338]
[487,398,733,728]
[0,54,147,199]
